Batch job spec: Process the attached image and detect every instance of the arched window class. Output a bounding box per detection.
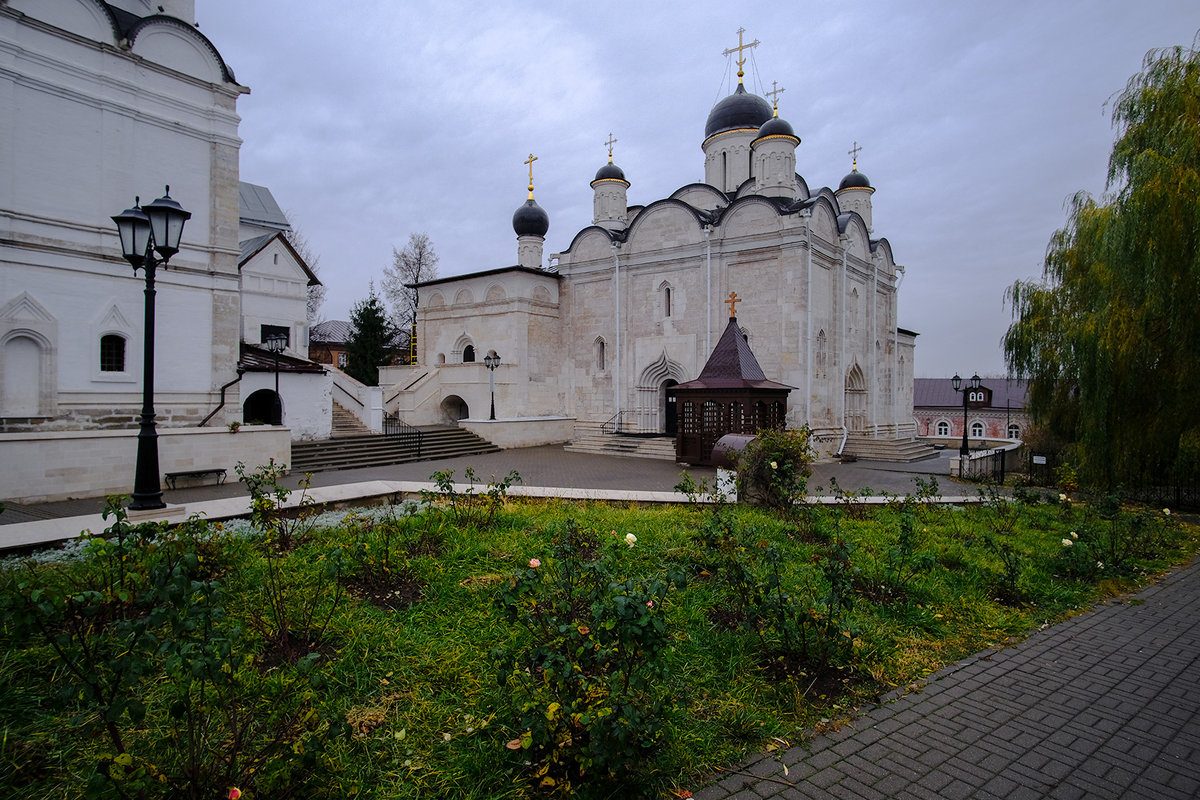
[970,421,985,438]
[462,345,476,363]
[936,420,950,436]
[664,286,672,317]
[595,338,606,371]
[815,329,827,380]
[99,334,126,372]
[1008,423,1021,439]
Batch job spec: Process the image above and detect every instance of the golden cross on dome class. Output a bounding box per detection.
[605,132,618,161]
[765,80,785,114]
[723,27,759,80]
[524,152,538,197]
[848,141,862,169]
[726,291,741,317]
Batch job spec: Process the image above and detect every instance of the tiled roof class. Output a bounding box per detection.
[914,377,1029,409]
[675,317,794,391]
[238,342,326,374]
[310,320,354,344]
[238,182,290,231]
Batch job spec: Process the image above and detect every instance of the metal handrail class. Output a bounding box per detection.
[383,412,423,457]
[600,410,623,434]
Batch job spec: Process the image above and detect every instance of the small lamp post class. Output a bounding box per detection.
[265,333,287,424]
[483,351,501,420]
[111,187,191,510]
[951,372,981,457]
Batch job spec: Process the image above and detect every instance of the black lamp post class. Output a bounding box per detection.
[265,333,287,424]
[951,372,981,457]
[483,351,501,420]
[112,187,191,510]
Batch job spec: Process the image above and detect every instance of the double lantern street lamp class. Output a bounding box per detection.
[111,187,191,511]
[265,333,287,424]
[951,372,982,457]
[483,351,501,420]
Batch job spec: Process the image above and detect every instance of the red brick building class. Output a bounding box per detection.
[913,378,1029,443]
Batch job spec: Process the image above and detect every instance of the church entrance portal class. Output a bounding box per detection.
[663,380,678,436]
[243,389,282,425]
[844,365,867,433]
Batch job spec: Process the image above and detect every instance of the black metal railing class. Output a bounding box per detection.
[600,411,623,435]
[383,412,422,457]
[961,448,1006,483]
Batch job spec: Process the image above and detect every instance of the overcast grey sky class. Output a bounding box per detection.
[198,0,1197,378]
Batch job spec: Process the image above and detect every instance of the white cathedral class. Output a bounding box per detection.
[386,45,921,462]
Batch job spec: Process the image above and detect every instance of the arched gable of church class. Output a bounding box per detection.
[807,199,840,243]
[624,200,708,252]
[128,16,238,84]
[837,213,871,260]
[12,0,119,41]
[870,237,896,268]
[717,196,785,238]
[669,183,728,212]
[560,226,614,262]
[792,173,812,200]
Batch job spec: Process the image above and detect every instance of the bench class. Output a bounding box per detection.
[164,468,227,490]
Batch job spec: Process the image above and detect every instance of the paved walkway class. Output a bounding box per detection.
[692,555,1200,800]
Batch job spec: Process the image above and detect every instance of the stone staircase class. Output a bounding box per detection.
[842,435,938,463]
[564,423,679,461]
[290,426,501,473]
[331,400,372,437]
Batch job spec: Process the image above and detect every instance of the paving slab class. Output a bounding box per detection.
[688,555,1200,799]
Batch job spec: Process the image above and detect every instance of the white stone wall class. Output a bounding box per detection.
[0,425,289,504]
[240,370,332,441]
[0,2,246,432]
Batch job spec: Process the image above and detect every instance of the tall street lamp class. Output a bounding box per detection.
[483,351,501,420]
[265,333,287,424]
[951,372,981,457]
[112,187,191,510]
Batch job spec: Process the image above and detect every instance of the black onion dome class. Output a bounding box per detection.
[512,198,549,237]
[754,114,799,143]
[704,83,773,138]
[592,161,628,184]
[838,169,872,190]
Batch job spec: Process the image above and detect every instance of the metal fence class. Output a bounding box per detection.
[960,449,1006,483]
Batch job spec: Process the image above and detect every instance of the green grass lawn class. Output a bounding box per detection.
[2,477,1195,799]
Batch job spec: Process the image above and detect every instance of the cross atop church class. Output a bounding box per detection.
[524,152,538,196]
[848,141,862,170]
[765,81,785,113]
[605,132,618,161]
[726,290,741,318]
[723,27,759,80]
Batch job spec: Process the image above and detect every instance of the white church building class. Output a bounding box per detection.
[0,0,332,502]
[386,47,921,462]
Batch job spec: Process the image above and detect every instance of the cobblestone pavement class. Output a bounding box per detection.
[690,556,1200,800]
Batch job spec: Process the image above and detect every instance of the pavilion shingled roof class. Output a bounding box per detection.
[675,317,794,391]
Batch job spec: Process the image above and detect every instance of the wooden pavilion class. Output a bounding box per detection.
[674,295,793,465]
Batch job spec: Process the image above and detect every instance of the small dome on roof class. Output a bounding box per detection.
[592,161,628,184]
[838,168,872,191]
[512,197,549,237]
[705,83,773,138]
[754,114,799,143]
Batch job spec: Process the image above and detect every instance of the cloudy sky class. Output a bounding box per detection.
[198,0,1197,378]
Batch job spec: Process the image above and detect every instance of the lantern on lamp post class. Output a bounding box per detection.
[483,351,501,420]
[951,372,981,457]
[111,187,191,510]
[265,333,287,424]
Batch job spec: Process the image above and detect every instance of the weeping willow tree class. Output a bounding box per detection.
[1004,34,1200,488]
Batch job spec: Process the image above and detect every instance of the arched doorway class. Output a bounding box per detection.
[662,379,679,436]
[3,334,43,416]
[844,364,867,432]
[243,389,282,425]
[440,395,469,425]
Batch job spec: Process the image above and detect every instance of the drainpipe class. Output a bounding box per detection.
[872,259,879,438]
[199,367,245,427]
[893,265,906,435]
[803,210,812,425]
[837,240,849,457]
[612,241,621,423]
[704,225,712,354]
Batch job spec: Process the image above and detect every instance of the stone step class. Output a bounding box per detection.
[843,436,938,463]
[291,428,500,473]
[330,400,372,437]
[564,431,678,462]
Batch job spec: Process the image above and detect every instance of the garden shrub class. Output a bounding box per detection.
[735,427,814,513]
[492,521,684,794]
